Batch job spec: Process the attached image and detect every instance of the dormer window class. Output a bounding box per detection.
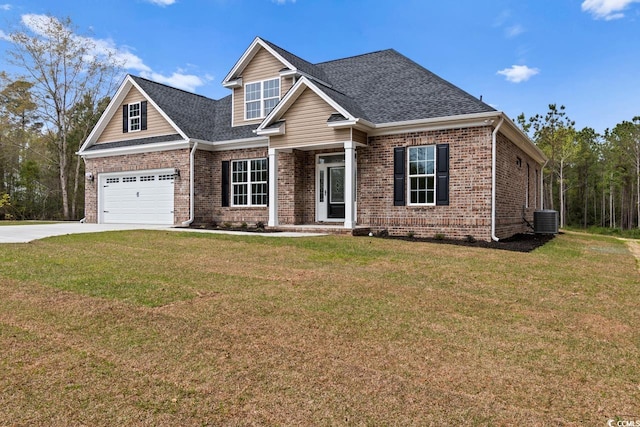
[245,78,280,120]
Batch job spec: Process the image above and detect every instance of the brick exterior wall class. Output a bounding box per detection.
[209,147,269,225]
[358,127,494,241]
[495,132,540,238]
[83,149,190,224]
[84,128,540,241]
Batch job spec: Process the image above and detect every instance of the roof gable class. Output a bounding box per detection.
[79,75,186,153]
[257,77,359,134]
[222,37,331,87]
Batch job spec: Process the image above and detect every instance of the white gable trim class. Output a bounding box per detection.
[222,37,296,86]
[79,139,189,159]
[256,77,356,135]
[78,75,187,153]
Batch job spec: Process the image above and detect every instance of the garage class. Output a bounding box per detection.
[99,169,175,225]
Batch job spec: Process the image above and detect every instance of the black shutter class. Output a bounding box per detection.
[140,101,148,130]
[393,147,405,206]
[436,144,449,206]
[265,158,269,207]
[221,161,230,207]
[122,104,128,133]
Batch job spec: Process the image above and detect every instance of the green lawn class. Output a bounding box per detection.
[0,230,638,425]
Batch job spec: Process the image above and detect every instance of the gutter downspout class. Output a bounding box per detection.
[181,141,198,226]
[491,118,505,242]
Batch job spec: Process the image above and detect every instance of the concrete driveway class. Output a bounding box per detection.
[0,223,171,243]
[0,223,325,243]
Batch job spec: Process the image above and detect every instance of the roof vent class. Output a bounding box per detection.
[534,210,558,234]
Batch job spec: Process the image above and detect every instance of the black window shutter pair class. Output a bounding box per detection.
[393,144,449,206]
[121,101,148,133]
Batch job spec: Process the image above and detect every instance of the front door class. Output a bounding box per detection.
[317,154,345,222]
[328,166,345,218]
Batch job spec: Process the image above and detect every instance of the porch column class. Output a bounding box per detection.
[344,141,356,229]
[268,148,278,227]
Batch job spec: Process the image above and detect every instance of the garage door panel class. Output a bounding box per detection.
[100,170,175,225]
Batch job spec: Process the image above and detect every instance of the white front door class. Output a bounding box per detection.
[99,169,175,225]
[317,154,345,222]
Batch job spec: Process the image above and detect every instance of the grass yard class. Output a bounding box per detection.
[0,231,638,425]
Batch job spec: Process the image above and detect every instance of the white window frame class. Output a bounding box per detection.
[128,102,141,132]
[231,158,268,207]
[407,145,436,206]
[244,78,280,120]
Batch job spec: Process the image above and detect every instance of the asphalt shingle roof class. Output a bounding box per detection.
[316,49,495,123]
[118,41,495,145]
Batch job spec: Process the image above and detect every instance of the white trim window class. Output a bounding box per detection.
[232,158,268,206]
[128,102,141,132]
[245,78,280,120]
[408,145,436,205]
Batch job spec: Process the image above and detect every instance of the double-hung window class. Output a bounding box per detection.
[245,78,280,120]
[408,146,436,205]
[128,102,141,132]
[231,158,268,206]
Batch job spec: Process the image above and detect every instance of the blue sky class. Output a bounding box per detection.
[0,0,638,134]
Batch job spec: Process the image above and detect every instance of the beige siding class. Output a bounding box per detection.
[270,88,350,149]
[352,129,368,145]
[97,87,177,144]
[232,47,292,127]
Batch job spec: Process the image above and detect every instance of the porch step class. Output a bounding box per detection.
[268,225,371,236]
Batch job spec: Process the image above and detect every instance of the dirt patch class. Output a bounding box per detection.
[623,239,640,273]
[373,232,556,253]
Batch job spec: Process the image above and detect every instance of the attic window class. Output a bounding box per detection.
[245,78,280,120]
[122,101,147,133]
[129,102,141,132]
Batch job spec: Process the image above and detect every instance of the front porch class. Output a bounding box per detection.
[268,141,363,230]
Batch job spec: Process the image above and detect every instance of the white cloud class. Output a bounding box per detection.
[146,0,176,6]
[581,0,640,20]
[505,24,525,38]
[21,14,151,72]
[18,14,208,93]
[272,0,296,4]
[140,71,205,92]
[0,4,11,11]
[497,65,540,83]
[0,29,10,41]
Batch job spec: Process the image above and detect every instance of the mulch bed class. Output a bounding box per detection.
[376,232,557,253]
[191,222,555,252]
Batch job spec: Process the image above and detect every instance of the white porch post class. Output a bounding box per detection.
[268,148,278,227]
[344,141,356,229]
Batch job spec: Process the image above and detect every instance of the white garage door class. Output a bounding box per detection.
[100,169,175,225]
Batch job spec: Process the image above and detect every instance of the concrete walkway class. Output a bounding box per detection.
[0,223,326,243]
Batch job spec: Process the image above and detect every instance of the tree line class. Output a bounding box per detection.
[1,15,638,231]
[518,105,640,230]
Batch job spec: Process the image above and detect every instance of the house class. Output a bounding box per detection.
[78,37,547,241]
